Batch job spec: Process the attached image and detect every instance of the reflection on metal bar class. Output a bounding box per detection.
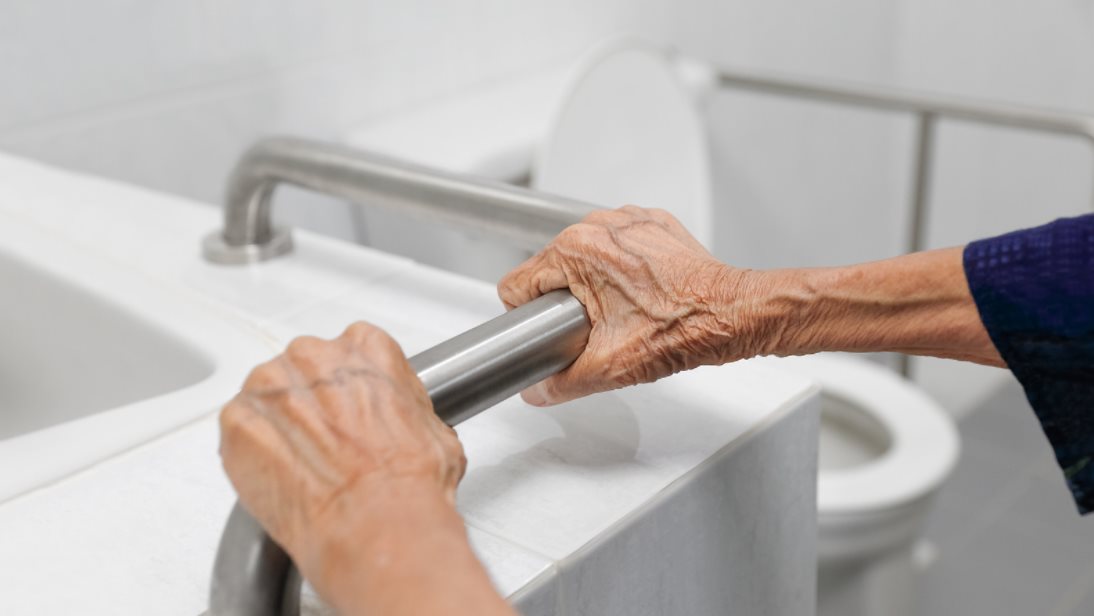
[202,137,600,265]
[209,290,591,616]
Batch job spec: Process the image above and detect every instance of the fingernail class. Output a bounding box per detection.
[521,388,547,407]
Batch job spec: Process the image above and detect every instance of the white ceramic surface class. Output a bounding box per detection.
[0,238,210,439]
[0,208,275,504]
[0,151,819,615]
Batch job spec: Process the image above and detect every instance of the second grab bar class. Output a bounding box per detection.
[209,289,591,616]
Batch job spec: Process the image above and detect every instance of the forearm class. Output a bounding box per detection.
[724,247,1003,366]
[306,479,515,616]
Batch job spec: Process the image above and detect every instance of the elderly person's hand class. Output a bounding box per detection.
[220,323,513,615]
[499,205,1001,407]
[498,206,764,406]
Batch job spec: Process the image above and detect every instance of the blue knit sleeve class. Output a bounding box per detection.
[963,214,1094,514]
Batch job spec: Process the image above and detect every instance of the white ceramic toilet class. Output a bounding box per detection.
[533,41,961,616]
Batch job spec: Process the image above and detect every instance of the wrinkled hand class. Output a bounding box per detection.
[498,206,754,406]
[219,322,466,597]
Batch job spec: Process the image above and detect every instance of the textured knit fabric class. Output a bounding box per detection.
[964,214,1094,514]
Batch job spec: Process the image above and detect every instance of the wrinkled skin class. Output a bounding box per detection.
[219,322,467,604]
[219,205,998,614]
[498,205,757,406]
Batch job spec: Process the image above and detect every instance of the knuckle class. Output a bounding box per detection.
[497,280,517,302]
[242,361,280,390]
[559,222,599,245]
[345,320,380,340]
[556,223,583,243]
[219,401,246,431]
[286,335,323,358]
[647,207,674,223]
[370,328,403,358]
[582,209,614,224]
[219,402,256,448]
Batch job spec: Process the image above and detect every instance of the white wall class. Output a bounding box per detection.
[629,1,911,270]
[3,1,1091,416]
[0,1,637,239]
[0,1,906,246]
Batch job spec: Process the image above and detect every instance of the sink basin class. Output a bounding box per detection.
[0,213,275,502]
[0,250,213,440]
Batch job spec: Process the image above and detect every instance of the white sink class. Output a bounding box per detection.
[0,213,276,503]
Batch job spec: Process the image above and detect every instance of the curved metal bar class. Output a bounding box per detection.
[203,137,600,264]
[714,67,1094,143]
[208,290,591,615]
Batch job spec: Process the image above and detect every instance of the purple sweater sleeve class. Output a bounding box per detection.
[963,213,1094,514]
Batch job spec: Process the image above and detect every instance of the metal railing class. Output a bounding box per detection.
[202,137,600,265]
[209,290,590,615]
[712,66,1094,255]
[204,139,597,615]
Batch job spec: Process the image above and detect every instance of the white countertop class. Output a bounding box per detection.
[0,153,817,615]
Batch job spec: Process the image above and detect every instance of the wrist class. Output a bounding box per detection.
[302,475,512,615]
[302,475,465,600]
[704,266,821,361]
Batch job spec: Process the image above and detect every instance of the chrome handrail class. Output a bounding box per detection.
[202,137,599,265]
[209,290,590,615]
[204,138,598,614]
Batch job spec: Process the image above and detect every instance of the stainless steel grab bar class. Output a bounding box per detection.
[202,136,600,264]
[209,290,590,615]
[204,137,597,614]
[202,75,1094,269]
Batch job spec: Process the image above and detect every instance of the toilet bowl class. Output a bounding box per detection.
[533,40,960,616]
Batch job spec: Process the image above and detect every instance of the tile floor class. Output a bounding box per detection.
[921,380,1094,615]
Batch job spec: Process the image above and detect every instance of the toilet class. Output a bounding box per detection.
[533,41,960,616]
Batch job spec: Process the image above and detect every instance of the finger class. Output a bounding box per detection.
[342,323,433,417]
[498,251,569,309]
[520,371,580,407]
[644,207,708,252]
[498,250,550,309]
[219,399,300,542]
[241,357,290,393]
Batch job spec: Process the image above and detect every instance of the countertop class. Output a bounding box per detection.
[0,153,819,615]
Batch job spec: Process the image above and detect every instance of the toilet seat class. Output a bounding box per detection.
[535,40,713,247]
[779,354,960,515]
